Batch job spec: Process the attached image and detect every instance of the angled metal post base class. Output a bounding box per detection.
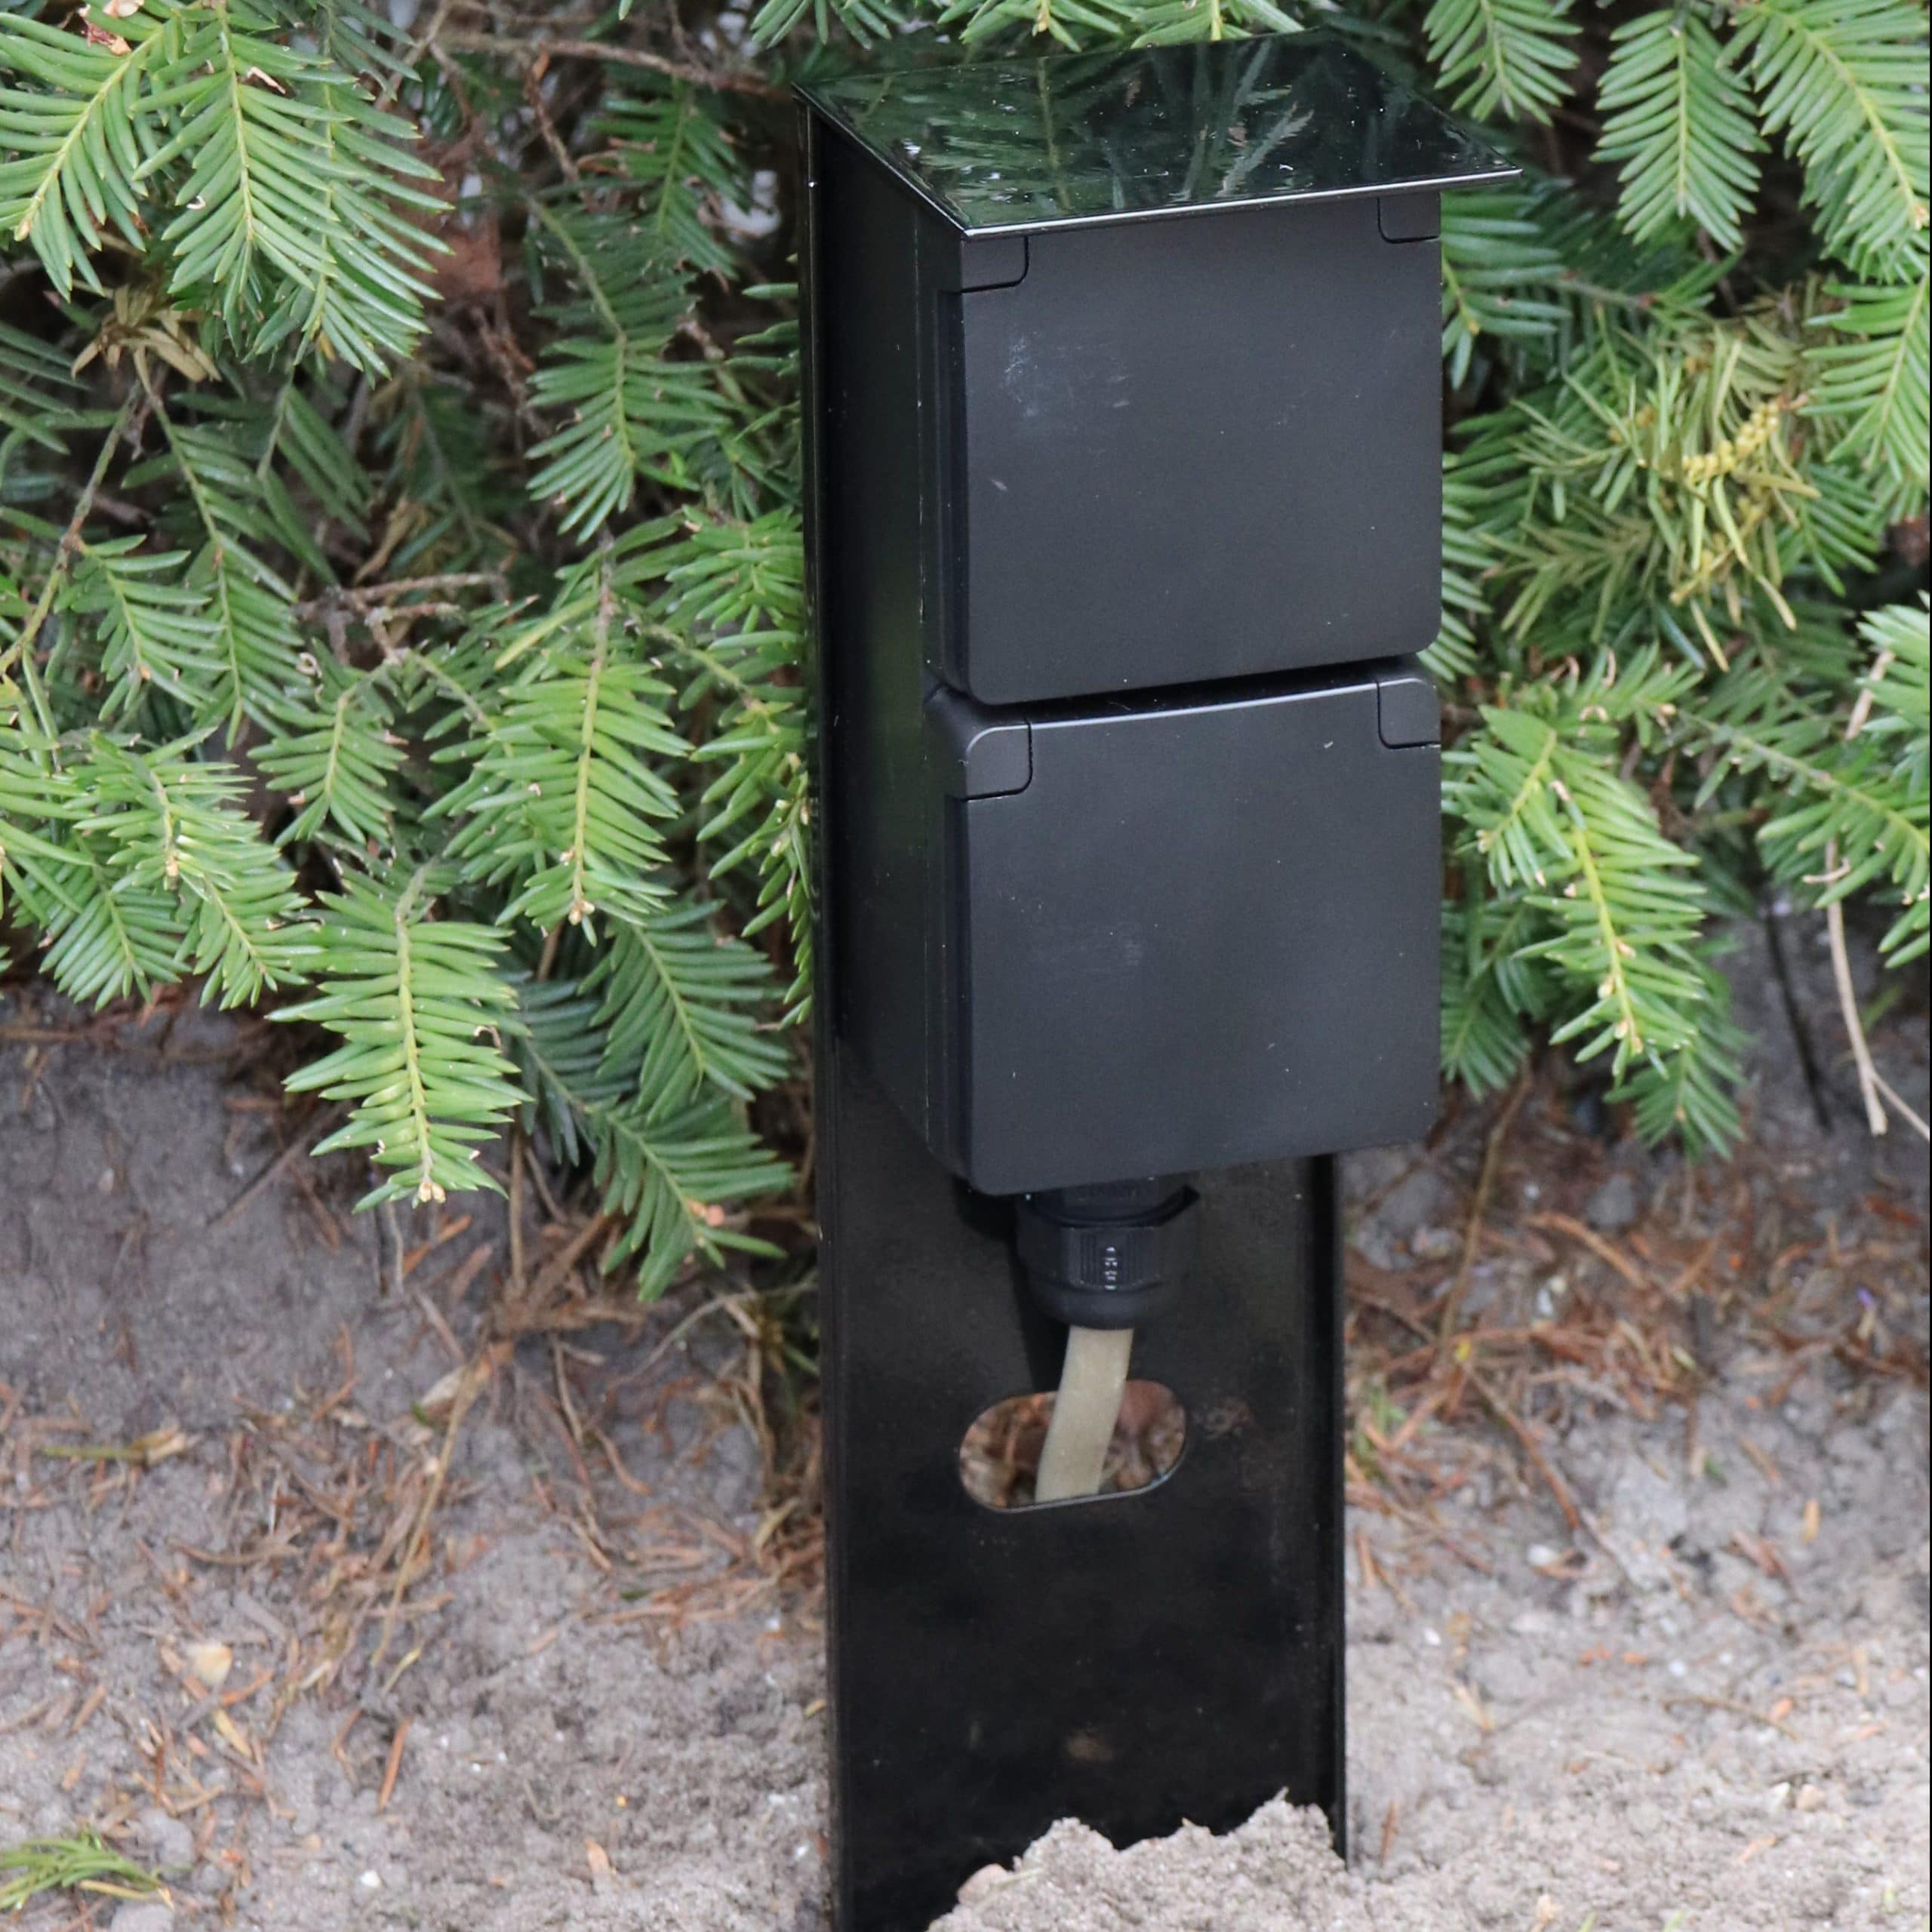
[820,1048,1346,1930]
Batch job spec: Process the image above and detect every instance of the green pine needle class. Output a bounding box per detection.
[1424,0,1580,125]
[0,1829,164,1913]
[1729,0,1930,278]
[3,0,1927,1257]
[279,866,522,1208]
[1805,269,1931,500]
[1596,10,1764,252]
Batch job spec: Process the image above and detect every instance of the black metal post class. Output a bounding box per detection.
[817,1051,1344,1927]
[797,35,1512,1929]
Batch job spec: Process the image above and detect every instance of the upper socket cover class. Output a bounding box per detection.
[801,35,1515,704]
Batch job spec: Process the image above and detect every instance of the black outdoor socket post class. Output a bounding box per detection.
[797,35,1514,1929]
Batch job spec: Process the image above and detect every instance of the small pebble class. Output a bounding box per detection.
[134,1807,194,1873]
[109,1906,173,1932]
[1584,1171,1642,1235]
[958,1863,1016,1903]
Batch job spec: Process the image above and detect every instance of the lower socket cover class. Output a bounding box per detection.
[930,659,1441,1195]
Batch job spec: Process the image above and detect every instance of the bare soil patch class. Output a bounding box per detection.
[2,915,1926,1930]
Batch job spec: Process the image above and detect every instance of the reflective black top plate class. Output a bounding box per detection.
[797,32,1516,236]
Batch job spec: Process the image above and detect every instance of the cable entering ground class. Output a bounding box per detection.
[1035,1324,1136,1501]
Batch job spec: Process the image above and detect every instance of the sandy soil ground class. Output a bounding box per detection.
[1,913,1926,1932]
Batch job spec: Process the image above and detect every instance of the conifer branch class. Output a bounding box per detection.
[2,0,1925,1259]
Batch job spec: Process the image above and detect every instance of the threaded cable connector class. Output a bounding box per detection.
[1014,1179,1198,1331]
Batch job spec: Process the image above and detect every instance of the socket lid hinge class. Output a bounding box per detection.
[927,688,1032,798]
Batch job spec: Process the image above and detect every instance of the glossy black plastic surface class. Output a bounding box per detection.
[819,1050,1344,1928]
[798,32,1513,235]
[804,62,1503,706]
[952,199,1446,700]
[799,94,1453,1205]
[952,667,1441,1194]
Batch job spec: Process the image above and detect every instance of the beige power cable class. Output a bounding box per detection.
[1033,1324,1134,1502]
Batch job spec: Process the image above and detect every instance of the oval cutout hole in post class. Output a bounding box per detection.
[958,1381,1186,1509]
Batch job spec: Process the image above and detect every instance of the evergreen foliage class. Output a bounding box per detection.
[2,0,1926,1292]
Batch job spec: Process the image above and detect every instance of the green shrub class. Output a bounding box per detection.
[0,0,1924,1287]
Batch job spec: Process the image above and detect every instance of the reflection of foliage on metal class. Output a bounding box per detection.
[802,34,1514,229]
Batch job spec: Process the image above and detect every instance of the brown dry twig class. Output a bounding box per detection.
[377,1716,412,1813]
[437,28,787,98]
[1825,648,1927,1143]
[1524,1211,1654,1293]
[1435,1069,1533,1348]
[208,1103,349,1230]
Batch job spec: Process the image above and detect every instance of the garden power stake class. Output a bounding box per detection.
[798,35,1515,1929]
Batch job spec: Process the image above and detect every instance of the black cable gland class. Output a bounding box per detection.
[1014,1180,1198,1330]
